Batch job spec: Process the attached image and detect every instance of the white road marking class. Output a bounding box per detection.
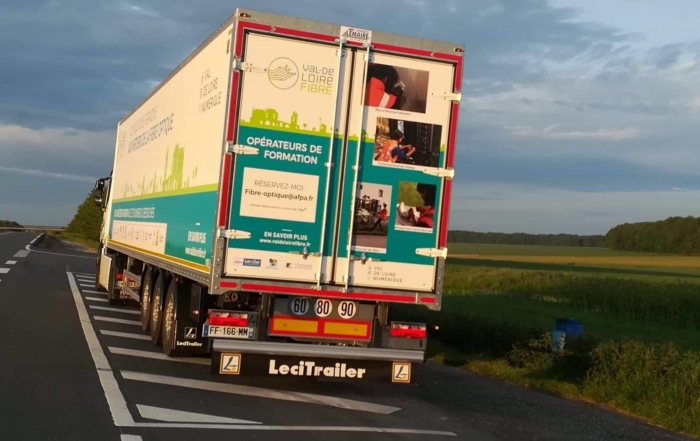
[78,278,95,283]
[82,289,106,295]
[120,435,143,441]
[0,232,10,236]
[101,330,150,341]
[6,260,16,265]
[25,243,94,259]
[109,347,209,365]
[66,272,134,426]
[94,316,141,326]
[128,423,455,435]
[80,283,94,288]
[90,305,140,315]
[86,297,108,303]
[137,404,261,424]
[120,371,401,415]
[0,268,9,274]
[14,250,30,258]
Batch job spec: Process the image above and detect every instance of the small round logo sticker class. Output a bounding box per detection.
[267,57,299,90]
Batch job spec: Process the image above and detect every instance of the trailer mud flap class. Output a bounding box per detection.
[211,351,418,383]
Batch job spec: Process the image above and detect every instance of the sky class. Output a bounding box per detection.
[0,0,699,234]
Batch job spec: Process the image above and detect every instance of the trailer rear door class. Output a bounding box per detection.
[332,48,458,293]
[223,32,352,283]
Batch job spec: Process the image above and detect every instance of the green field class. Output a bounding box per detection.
[393,243,700,436]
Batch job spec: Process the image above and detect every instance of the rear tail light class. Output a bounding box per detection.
[116,273,123,281]
[390,322,427,339]
[209,310,248,327]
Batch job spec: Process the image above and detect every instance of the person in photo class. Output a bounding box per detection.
[375,129,404,162]
[407,183,436,229]
[390,143,416,164]
[369,203,389,232]
[365,64,404,110]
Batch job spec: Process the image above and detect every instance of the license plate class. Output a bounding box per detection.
[204,324,254,339]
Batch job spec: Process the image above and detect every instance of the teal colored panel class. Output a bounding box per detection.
[229,126,343,257]
[335,139,442,266]
[109,191,217,267]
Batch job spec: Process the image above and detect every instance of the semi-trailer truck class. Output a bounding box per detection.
[92,7,464,383]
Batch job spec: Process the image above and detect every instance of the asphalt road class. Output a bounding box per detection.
[0,231,694,441]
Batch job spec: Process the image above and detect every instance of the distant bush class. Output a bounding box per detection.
[447,230,605,247]
[0,220,22,229]
[606,216,700,254]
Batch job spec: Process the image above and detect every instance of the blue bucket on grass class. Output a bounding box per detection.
[552,319,583,352]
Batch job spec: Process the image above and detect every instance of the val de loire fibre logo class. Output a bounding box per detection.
[268,57,298,90]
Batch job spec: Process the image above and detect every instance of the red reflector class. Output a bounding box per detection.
[390,322,427,339]
[209,310,248,327]
[116,273,123,281]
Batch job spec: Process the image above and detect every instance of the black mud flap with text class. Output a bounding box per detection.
[210,351,418,384]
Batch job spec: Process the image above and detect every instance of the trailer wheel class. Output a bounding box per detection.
[162,280,193,358]
[140,267,154,332]
[149,273,165,346]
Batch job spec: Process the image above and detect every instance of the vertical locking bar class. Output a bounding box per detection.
[343,44,372,292]
[315,38,345,289]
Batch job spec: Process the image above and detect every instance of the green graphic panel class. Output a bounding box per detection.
[335,138,442,266]
[110,191,217,268]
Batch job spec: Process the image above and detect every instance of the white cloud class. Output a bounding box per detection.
[0,165,97,183]
[0,124,114,153]
[505,124,640,141]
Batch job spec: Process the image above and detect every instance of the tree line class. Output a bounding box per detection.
[65,191,104,242]
[605,216,700,254]
[447,230,605,247]
[0,220,23,230]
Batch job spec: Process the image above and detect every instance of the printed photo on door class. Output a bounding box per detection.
[364,63,429,114]
[373,117,443,170]
[351,182,392,254]
[395,181,436,233]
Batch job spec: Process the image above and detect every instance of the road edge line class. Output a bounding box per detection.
[66,271,134,426]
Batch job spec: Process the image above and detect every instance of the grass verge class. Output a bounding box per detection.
[392,264,700,438]
[48,231,98,252]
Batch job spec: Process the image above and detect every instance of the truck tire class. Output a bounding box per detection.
[149,273,165,346]
[140,267,154,332]
[161,280,193,358]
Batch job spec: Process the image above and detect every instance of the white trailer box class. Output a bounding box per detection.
[94,8,464,383]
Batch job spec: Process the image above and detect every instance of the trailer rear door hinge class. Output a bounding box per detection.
[228,144,259,155]
[219,228,251,240]
[422,167,455,180]
[416,247,448,259]
[233,60,266,73]
[432,91,462,103]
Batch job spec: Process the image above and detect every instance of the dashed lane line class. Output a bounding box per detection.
[89,305,140,315]
[94,316,141,326]
[100,330,150,341]
[86,297,108,303]
[6,260,16,265]
[0,269,9,274]
[108,347,210,365]
[119,371,402,415]
[82,290,107,295]
[136,404,261,424]
[13,250,30,258]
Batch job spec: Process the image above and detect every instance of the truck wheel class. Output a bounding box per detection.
[140,267,153,332]
[162,280,193,358]
[149,273,165,346]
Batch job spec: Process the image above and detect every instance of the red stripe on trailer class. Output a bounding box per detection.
[218,154,232,227]
[226,72,241,142]
[240,283,417,303]
[372,42,463,63]
[419,296,436,304]
[235,21,337,58]
[219,281,238,289]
